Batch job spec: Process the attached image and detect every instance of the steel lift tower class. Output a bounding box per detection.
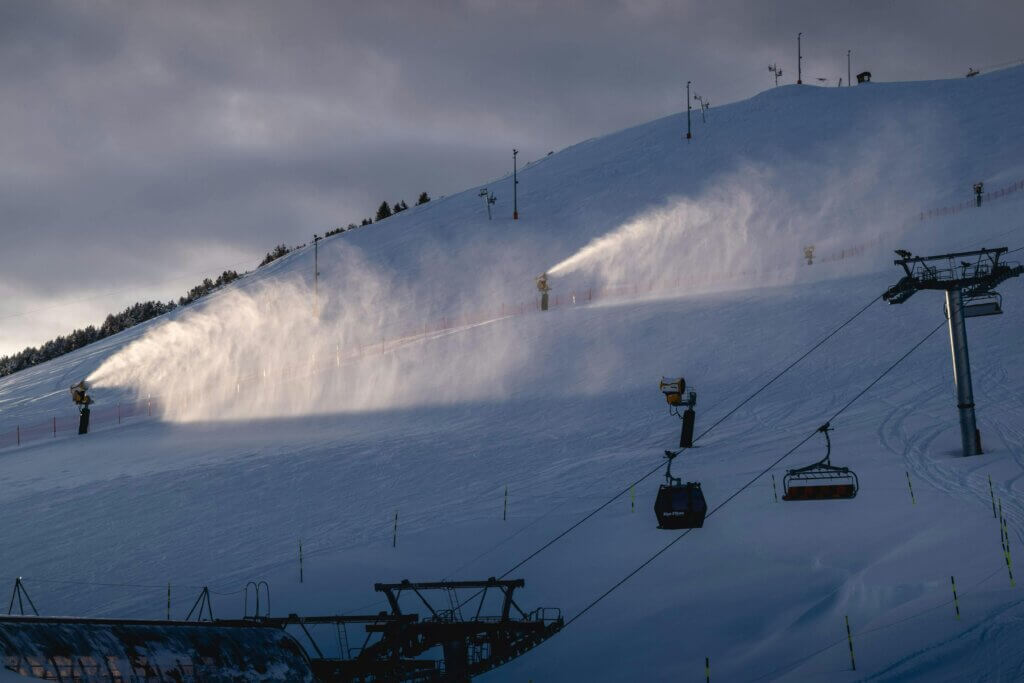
[884,247,1023,456]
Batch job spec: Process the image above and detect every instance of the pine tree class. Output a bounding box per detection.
[416,192,430,205]
[258,244,291,268]
[376,201,392,221]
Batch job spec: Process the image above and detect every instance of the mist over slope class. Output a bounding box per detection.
[0,67,1023,681]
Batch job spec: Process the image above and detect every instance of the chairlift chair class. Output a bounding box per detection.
[963,291,1003,318]
[782,423,859,501]
[654,450,707,529]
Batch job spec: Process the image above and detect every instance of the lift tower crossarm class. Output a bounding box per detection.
[884,247,1022,304]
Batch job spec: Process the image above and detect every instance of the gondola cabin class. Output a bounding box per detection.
[655,481,707,529]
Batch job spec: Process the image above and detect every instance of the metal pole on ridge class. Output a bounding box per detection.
[512,149,519,220]
[313,233,322,318]
[685,81,692,139]
[797,32,803,84]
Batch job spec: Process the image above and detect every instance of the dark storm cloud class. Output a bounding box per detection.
[1,0,1021,353]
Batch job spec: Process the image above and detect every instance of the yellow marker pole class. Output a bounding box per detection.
[845,615,856,671]
[951,575,960,619]
[989,475,997,518]
[1004,515,1013,574]
[998,501,1016,587]
[705,655,710,682]
[905,471,916,504]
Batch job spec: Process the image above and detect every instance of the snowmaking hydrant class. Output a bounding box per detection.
[70,380,93,435]
[660,377,697,448]
[536,272,551,311]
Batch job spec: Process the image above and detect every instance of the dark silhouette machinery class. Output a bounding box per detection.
[782,423,859,501]
[0,578,561,682]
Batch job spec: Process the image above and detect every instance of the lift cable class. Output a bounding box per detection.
[562,317,947,629]
[449,291,883,612]
[496,293,883,581]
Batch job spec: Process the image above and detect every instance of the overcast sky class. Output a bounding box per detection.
[1,0,1021,356]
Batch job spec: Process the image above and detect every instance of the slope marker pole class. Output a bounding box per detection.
[503,486,508,521]
[989,475,997,518]
[392,511,399,548]
[905,470,916,505]
[951,576,960,619]
[845,615,856,670]
[299,539,304,583]
[771,474,778,503]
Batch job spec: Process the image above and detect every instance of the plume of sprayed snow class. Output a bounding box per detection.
[547,136,923,296]
[88,247,535,422]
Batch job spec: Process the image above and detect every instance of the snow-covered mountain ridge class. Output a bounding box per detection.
[1,66,1023,680]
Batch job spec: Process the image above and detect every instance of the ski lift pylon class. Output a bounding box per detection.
[782,423,859,501]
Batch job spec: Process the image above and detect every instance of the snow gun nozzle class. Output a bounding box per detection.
[70,380,93,407]
[535,272,550,293]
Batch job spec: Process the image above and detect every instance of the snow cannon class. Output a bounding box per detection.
[70,380,92,406]
[536,272,551,311]
[69,380,93,435]
[660,377,696,448]
[659,377,686,406]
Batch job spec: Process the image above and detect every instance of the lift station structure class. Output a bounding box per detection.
[883,247,1023,456]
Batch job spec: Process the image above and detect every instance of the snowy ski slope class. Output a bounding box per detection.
[1,66,1024,680]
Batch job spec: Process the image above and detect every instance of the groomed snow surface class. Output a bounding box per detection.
[2,66,1024,681]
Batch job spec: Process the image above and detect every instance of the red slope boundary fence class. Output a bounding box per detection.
[0,230,880,453]
[2,179,1020,450]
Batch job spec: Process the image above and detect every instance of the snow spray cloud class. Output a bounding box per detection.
[87,246,535,422]
[546,136,924,297]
